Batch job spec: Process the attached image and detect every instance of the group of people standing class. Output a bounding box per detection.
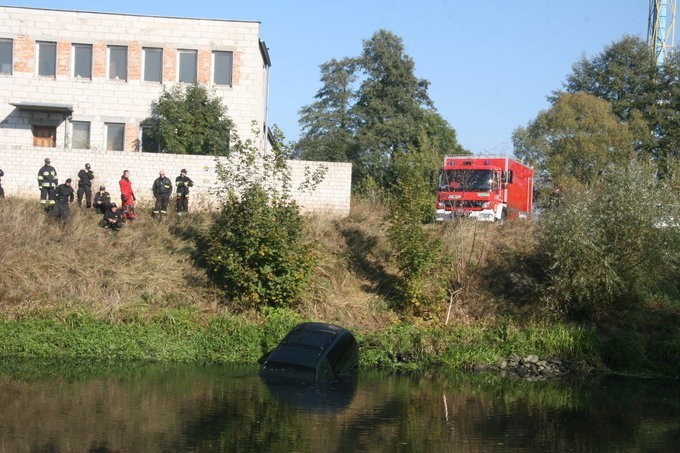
[33,158,194,229]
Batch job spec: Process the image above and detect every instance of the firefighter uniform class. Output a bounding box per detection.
[93,186,111,214]
[119,171,136,220]
[175,169,194,214]
[152,172,173,216]
[37,158,58,210]
[77,163,95,208]
[100,203,124,230]
[0,168,4,198]
[52,179,74,222]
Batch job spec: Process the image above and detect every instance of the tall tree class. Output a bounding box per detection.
[149,84,234,155]
[513,92,642,188]
[296,30,464,192]
[296,58,357,162]
[352,29,434,187]
[559,35,680,166]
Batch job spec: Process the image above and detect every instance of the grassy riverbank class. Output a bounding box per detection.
[0,197,678,377]
[0,306,598,371]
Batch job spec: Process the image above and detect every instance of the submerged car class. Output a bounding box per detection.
[259,322,359,383]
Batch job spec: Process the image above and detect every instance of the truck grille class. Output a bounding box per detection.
[441,200,486,209]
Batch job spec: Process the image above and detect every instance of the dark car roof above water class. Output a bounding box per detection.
[260,322,358,382]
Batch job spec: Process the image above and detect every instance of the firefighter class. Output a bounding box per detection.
[0,167,4,198]
[119,170,136,220]
[37,158,58,211]
[52,178,74,223]
[93,185,111,214]
[175,168,194,214]
[77,163,95,208]
[152,170,173,217]
[100,202,124,230]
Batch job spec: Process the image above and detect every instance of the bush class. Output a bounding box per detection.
[204,126,321,309]
[205,186,315,308]
[538,162,680,321]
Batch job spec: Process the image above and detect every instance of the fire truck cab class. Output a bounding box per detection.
[435,156,533,222]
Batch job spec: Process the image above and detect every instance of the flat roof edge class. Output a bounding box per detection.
[0,5,261,25]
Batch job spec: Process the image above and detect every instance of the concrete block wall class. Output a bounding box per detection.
[0,146,352,215]
[0,6,268,152]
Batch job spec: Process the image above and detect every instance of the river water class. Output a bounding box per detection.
[0,361,677,452]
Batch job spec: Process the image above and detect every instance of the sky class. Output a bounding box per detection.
[3,0,652,155]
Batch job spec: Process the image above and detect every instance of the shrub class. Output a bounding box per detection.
[387,151,442,314]
[538,161,680,321]
[205,186,315,308]
[204,125,321,309]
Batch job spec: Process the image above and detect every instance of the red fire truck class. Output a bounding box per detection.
[435,156,534,222]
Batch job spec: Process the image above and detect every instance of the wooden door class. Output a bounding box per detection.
[32,125,56,147]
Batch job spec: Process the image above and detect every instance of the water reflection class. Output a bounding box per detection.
[263,377,357,413]
[0,360,677,452]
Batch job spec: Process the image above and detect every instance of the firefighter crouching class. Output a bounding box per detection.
[152,170,173,217]
[100,203,124,231]
[93,185,111,214]
[77,163,94,208]
[175,168,194,214]
[52,178,74,223]
[119,170,136,220]
[37,158,58,211]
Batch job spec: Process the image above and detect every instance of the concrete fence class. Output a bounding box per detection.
[0,146,352,215]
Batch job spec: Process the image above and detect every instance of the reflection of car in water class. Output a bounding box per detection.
[259,322,359,384]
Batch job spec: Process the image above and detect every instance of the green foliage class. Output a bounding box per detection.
[297,29,465,191]
[513,92,641,190]
[601,330,648,371]
[387,152,442,312]
[148,84,234,155]
[296,58,358,162]
[356,321,598,370]
[559,35,680,168]
[205,126,319,309]
[205,186,314,308]
[538,162,680,321]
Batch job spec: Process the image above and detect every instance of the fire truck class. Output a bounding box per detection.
[435,156,534,222]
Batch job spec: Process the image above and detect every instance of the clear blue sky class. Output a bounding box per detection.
[4,0,651,154]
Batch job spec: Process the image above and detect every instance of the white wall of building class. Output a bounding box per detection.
[0,6,268,151]
[0,146,352,215]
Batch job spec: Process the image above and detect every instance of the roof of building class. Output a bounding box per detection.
[10,102,74,113]
[0,5,260,24]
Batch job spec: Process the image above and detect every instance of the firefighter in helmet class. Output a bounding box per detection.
[37,158,58,211]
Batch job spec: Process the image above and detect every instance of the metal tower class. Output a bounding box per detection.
[648,0,677,64]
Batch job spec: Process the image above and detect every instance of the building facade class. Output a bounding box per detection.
[0,6,271,153]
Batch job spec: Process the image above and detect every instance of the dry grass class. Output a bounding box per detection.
[1,196,540,328]
[0,198,222,320]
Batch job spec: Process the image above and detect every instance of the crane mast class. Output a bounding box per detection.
[648,0,677,64]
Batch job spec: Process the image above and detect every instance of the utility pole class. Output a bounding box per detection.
[648,0,677,65]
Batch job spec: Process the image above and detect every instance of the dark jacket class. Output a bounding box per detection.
[103,207,123,225]
[175,175,194,196]
[93,191,111,207]
[54,184,74,204]
[38,165,57,189]
[152,177,173,196]
[77,169,94,188]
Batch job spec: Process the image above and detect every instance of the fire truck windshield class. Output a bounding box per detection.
[439,169,494,192]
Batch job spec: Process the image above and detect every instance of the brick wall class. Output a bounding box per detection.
[0,146,352,215]
[0,6,268,153]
